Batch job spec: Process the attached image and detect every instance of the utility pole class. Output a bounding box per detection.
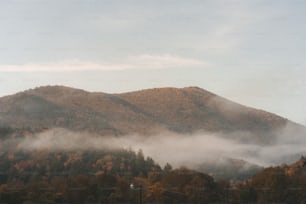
[130,183,143,204]
[139,184,143,204]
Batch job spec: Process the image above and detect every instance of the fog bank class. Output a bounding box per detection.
[0,127,303,168]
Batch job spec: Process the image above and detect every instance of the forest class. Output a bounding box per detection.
[0,146,305,203]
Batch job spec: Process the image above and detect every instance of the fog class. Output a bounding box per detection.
[1,125,304,169]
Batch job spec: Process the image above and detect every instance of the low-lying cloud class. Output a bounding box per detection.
[2,126,305,169]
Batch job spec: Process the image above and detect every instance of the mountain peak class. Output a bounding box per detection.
[26,85,89,95]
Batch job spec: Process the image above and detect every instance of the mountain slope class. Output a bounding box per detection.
[0,86,303,142]
[118,87,288,133]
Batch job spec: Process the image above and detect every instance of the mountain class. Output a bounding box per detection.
[0,85,305,202]
[0,85,304,143]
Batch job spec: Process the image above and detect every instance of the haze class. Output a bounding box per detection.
[4,126,305,168]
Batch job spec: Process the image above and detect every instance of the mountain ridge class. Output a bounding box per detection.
[0,85,303,143]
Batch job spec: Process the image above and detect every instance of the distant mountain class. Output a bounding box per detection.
[0,85,304,143]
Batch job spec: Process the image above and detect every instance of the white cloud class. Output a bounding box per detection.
[197,1,276,54]
[129,54,208,69]
[0,55,208,72]
[0,61,132,72]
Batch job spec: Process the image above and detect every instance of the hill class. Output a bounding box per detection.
[0,86,306,202]
[0,85,301,144]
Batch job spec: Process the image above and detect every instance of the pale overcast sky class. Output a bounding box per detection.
[0,0,306,124]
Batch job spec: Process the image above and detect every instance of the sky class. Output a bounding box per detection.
[0,0,306,124]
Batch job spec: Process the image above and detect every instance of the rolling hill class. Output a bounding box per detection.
[0,85,303,144]
[0,85,306,192]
